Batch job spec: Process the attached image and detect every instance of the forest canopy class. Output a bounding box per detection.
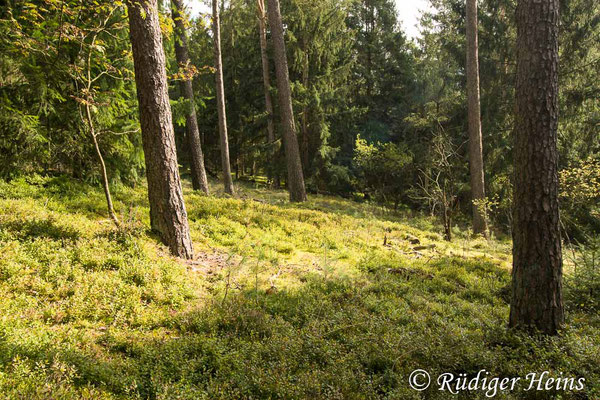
[1,0,598,238]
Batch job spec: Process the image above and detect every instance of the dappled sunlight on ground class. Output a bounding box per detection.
[0,176,597,399]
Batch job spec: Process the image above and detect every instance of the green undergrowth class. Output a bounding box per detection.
[0,175,597,399]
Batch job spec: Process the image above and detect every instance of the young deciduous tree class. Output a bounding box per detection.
[466,0,489,237]
[171,0,210,195]
[266,0,307,202]
[510,0,564,334]
[212,0,236,195]
[126,0,193,259]
[70,4,126,227]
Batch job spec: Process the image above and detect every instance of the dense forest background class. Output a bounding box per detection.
[1,0,598,239]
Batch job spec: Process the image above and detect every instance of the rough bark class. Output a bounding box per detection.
[510,0,563,335]
[212,0,235,195]
[466,0,488,237]
[256,0,279,188]
[126,0,193,259]
[171,0,210,195]
[266,0,307,202]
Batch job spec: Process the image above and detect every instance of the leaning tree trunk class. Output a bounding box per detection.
[212,0,235,196]
[266,0,307,202]
[509,0,563,335]
[257,0,279,188]
[87,107,120,227]
[466,0,488,237]
[83,26,120,227]
[171,0,210,195]
[126,0,193,259]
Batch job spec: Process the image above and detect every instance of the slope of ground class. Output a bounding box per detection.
[0,176,597,399]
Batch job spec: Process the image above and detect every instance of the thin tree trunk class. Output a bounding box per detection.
[212,0,235,195]
[171,0,210,195]
[366,3,374,100]
[83,26,119,227]
[266,0,307,202]
[466,0,488,237]
[301,42,309,170]
[510,0,563,335]
[257,0,278,187]
[87,109,119,227]
[126,0,193,259]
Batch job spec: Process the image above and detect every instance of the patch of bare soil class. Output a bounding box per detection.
[185,249,239,276]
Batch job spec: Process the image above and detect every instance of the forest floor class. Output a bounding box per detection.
[0,175,598,399]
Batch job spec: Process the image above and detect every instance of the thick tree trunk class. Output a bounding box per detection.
[466,0,488,237]
[266,0,307,202]
[257,0,279,188]
[126,0,193,259]
[510,0,563,335]
[171,0,210,195]
[212,0,235,196]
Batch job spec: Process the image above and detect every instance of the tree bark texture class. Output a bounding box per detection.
[212,0,235,195]
[266,0,307,202]
[466,0,489,237]
[171,0,210,195]
[509,0,563,335]
[127,0,193,259]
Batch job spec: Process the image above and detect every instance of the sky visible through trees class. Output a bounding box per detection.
[187,0,433,38]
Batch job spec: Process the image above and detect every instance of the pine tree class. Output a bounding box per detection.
[172,0,210,195]
[212,0,236,195]
[126,0,193,259]
[466,0,488,237]
[266,0,307,202]
[510,0,563,334]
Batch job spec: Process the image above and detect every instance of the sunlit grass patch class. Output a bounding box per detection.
[0,176,597,399]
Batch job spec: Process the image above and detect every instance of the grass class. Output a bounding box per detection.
[0,175,598,399]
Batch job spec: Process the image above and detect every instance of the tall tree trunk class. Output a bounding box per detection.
[466,0,488,237]
[171,0,210,195]
[266,0,307,202]
[126,0,193,259]
[366,3,374,100]
[301,42,309,171]
[510,0,563,335]
[212,0,235,195]
[256,0,279,188]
